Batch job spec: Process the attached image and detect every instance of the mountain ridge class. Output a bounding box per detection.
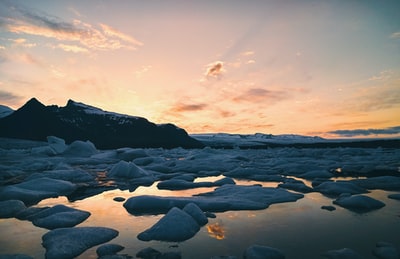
[0,98,203,149]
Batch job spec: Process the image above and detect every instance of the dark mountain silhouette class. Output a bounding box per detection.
[0,98,204,149]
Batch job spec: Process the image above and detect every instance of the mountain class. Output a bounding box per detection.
[0,98,204,149]
[0,105,14,118]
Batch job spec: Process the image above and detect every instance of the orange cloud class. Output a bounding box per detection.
[205,61,224,79]
[2,3,142,52]
[170,103,208,112]
[233,88,288,103]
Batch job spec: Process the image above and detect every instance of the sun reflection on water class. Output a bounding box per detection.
[207,222,226,240]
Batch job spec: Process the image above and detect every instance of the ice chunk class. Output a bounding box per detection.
[351,176,400,191]
[136,247,181,259]
[322,248,364,259]
[42,227,118,259]
[137,207,200,242]
[321,205,336,211]
[372,242,399,259]
[47,136,67,154]
[0,200,26,218]
[299,169,333,179]
[96,244,125,257]
[0,177,76,205]
[388,193,400,200]
[29,204,90,229]
[314,181,367,197]
[108,160,150,178]
[62,140,98,157]
[182,203,208,226]
[26,169,94,183]
[333,194,385,213]
[243,245,285,259]
[124,185,303,215]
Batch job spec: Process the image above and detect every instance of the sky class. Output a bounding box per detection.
[0,0,399,138]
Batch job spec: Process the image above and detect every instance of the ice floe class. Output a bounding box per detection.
[136,247,181,259]
[124,185,304,215]
[0,200,26,218]
[62,140,98,157]
[27,204,90,229]
[314,181,368,197]
[157,177,235,190]
[96,244,125,257]
[108,160,151,179]
[137,207,201,242]
[0,177,76,205]
[0,255,34,259]
[42,227,119,259]
[388,193,400,200]
[333,194,385,213]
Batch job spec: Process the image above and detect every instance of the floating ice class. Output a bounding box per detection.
[0,200,26,218]
[137,207,201,242]
[157,177,235,191]
[62,140,98,157]
[351,176,400,191]
[96,244,125,257]
[388,193,400,200]
[124,185,304,215]
[47,136,67,154]
[28,204,90,229]
[26,168,94,183]
[314,181,368,197]
[42,227,119,259]
[136,247,181,259]
[333,194,385,213]
[0,254,34,259]
[182,203,208,226]
[108,160,150,179]
[243,245,285,259]
[0,177,76,205]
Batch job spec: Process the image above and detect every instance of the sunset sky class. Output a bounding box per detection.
[0,0,399,138]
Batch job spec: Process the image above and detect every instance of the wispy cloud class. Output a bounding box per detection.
[0,90,22,103]
[55,43,88,53]
[170,102,208,112]
[0,2,143,52]
[328,126,400,137]
[233,88,288,103]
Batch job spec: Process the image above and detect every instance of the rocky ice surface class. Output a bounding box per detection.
[0,137,399,258]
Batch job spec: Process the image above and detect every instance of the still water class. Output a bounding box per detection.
[0,178,399,258]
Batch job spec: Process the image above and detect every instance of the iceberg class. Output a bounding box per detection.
[0,200,26,218]
[333,194,385,213]
[243,245,285,259]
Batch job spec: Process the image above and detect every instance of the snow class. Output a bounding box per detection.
[42,227,119,259]
[0,105,14,118]
[333,194,386,213]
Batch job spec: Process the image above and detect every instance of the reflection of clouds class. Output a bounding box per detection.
[207,222,225,240]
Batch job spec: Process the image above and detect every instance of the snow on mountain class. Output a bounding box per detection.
[191,132,325,147]
[0,105,14,118]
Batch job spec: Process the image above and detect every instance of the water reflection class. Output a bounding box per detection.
[207,222,225,240]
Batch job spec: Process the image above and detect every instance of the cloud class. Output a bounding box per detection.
[233,88,288,103]
[0,90,22,103]
[205,61,224,79]
[55,43,88,53]
[170,102,208,112]
[328,126,400,137]
[0,2,143,51]
[390,31,400,39]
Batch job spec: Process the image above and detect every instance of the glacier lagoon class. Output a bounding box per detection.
[0,137,399,258]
